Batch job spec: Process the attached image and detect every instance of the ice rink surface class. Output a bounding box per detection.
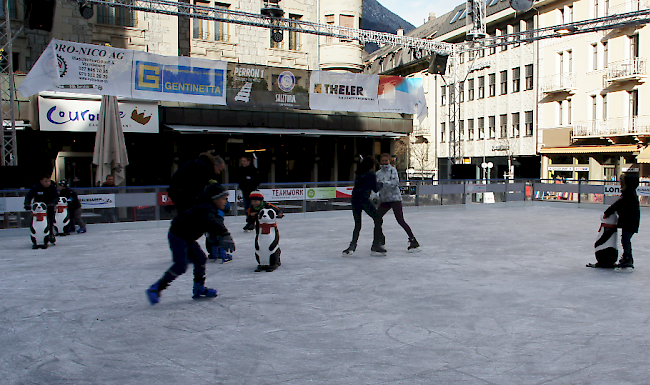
[2,202,650,384]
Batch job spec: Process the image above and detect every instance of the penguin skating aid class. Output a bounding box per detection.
[30,202,50,249]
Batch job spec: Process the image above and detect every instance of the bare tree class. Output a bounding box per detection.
[409,137,435,179]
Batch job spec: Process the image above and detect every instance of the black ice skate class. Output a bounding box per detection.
[370,244,387,256]
[616,257,634,268]
[407,237,421,252]
[342,244,356,256]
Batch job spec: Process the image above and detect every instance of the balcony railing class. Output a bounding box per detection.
[540,73,576,94]
[605,58,647,82]
[573,116,650,136]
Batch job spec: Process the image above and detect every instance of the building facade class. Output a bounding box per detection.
[364,1,541,180]
[537,0,650,181]
[3,0,414,188]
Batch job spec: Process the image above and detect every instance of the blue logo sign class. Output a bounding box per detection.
[135,61,224,97]
[277,71,295,92]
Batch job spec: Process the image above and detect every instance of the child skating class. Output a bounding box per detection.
[146,184,235,305]
[603,173,640,268]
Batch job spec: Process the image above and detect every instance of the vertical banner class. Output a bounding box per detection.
[227,64,310,109]
[378,76,428,121]
[309,71,379,112]
[132,52,227,105]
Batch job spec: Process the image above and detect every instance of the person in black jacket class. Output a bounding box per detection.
[24,172,59,244]
[168,153,226,214]
[238,155,261,231]
[604,173,641,268]
[342,156,385,256]
[58,180,86,234]
[146,184,235,305]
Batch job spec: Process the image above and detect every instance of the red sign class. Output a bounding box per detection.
[158,192,174,206]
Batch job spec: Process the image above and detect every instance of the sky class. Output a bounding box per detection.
[377,0,463,27]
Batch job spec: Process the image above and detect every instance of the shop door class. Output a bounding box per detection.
[603,165,617,181]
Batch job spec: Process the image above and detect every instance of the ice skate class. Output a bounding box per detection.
[221,254,233,264]
[77,227,87,234]
[407,237,421,252]
[616,257,634,269]
[370,244,387,256]
[192,282,218,299]
[342,243,356,256]
[146,282,161,305]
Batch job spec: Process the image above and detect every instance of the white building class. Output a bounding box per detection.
[537,0,650,181]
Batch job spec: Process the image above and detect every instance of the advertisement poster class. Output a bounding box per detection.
[79,194,116,208]
[309,71,379,112]
[38,97,159,133]
[227,64,310,110]
[132,52,227,105]
[378,76,427,119]
[306,187,336,200]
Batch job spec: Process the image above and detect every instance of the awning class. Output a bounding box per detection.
[539,144,640,154]
[166,125,407,138]
[637,146,650,163]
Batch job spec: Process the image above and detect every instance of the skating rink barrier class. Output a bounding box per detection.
[1,179,648,229]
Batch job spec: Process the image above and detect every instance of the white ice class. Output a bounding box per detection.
[2,202,650,384]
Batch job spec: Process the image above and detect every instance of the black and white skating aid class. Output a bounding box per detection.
[30,202,50,249]
[53,197,70,235]
[588,214,618,268]
[255,208,282,272]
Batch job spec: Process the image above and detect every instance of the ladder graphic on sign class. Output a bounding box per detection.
[234,82,253,102]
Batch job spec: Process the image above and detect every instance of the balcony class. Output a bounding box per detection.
[573,116,650,138]
[604,58,647,84]
[540,74,576,94]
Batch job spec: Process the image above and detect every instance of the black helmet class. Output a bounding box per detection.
[204,183,228,200]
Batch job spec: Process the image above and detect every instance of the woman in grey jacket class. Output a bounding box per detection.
[376,153,420,251]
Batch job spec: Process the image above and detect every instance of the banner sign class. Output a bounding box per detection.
[132,52,226,104]
[227,64,310,110]
[38,97,159,133]
[79,194,116,208]
[306,187,336,200]
[309,71,379,112]
[378,76,427,117]
[335,187,354,198]
[18,40,227,106]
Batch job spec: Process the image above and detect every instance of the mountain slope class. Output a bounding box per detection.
[362,0,416,54]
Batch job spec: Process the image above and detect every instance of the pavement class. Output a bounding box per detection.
[2,202,650,384]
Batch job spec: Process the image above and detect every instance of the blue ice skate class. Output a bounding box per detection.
[192,282,217,299]
[146,282,160,305]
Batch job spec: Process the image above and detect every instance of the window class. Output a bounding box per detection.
[567,99,572,125]
[603,42,608,68]
[500,70,507,95]
[568,50,573,73]
[441,85,446,105]
[339,14,355,42]
[97,0,136,27]
[602,94,607,120]
[441,122,446,143]
[629,90,639,117]
[630,34,639,59]
[478,48,485,58]
[605,0,609,15]
[325,14,335,43]
[214,3,230,41]
[459,120,465,141]
[513,23,520,48]
[500,114,508,138]
[289,14,301,50]
[512,112,520,137]
[559,101,563,125]
[500,29,507,52]
[450,9,463,24]
[512,67,520,92]
[592,44,598,70]
[525,64,533,90]
[568,5,574,22]
[525,111,533,136]
[559,8,565,24]
[193,0,211,40]
[489,44,496,55]
[478,76,485,98]
[559,52,564,74]
[489,73,496,97]
[594,0,599,18]
[459,81,464,102]
[489,116,496,139]
[459,53,464,64]
[468,119,475,140]
[592,95,597,121]
[468,79,475,100]
[478,117,485,139]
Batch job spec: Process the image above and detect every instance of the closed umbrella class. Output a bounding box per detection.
[93,95,129,186]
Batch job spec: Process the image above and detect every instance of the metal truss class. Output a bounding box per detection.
[0,0,18,166]
[83,0,457,54]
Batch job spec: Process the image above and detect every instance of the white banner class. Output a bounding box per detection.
[19,40,227,106]
[132,52,227,105]
[79,194,116,208]
[251,188,306,201]
[39,97,159,133]
[309,71,379,112]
